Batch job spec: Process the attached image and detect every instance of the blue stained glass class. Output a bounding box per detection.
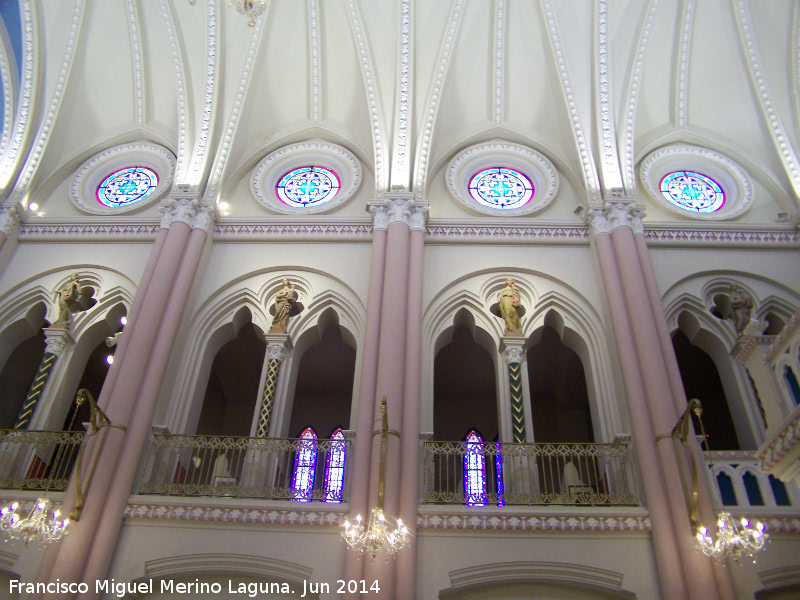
[468,167,534,209]
[464,430,487,507]
[323,429,346,503]
[784,366,800,406]
[495,441,505,507]
[659,171,724,213]
[292,428,317,502]
[96,166,159,207]
[276,166,340,208]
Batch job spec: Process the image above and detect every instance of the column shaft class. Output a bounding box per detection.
[14,352,57,429]
[256,358,282,437]
[593,232,690,600]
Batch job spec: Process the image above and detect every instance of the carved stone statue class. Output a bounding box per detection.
[54,274,91,328]
[494,277,523,336]
[728,283,753,335]
[268,278,303,333]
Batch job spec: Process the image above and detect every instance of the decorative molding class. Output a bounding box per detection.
[308,0,320,122]
[414,0,463,192]
[0,0,34,185]
[492,0,506,123]
[446,562,628,595]
[0,549,18,572]
[631,206,646,236]
[391,0,411,185]
[70,142,176,215]
[416,511,651,532]
[0,207,19,236]
[251,142,361,214]
[370,193,428,231]
[126,0,144,125]
[192,204,216,232]
[639,144,754,220]
[447,142,559,217]
[587,208,611,237]
[144,554,312,584]
[595,0,623,191]
[7,0,83,200]
[767,309,800,362]
[124,501,348,527]
[643,227,798,247]
[606,202,635,232]
[214,222,372,241]
[158,0,189,179]
[622,0,659,191]
[731,334,773,363]
[18,222,160,241]
[755,408,800,471]
[205,7,264,202]
[539,0,601,204]
[734,0,800,198]
[674,0,694,128]
[188,0,217,180]
[347,0,386,190]
[0,16,14,159]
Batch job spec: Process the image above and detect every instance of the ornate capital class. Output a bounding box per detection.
[606,201,635,232]
[0,206,20,236]
[631,207,647,236]
[264,334,291,362]
[43,327,74,356]
[369,193,428,231]
[586,207,611,236]
[501,338,526,364]
[192,204,216,232]
[160,191,201,229]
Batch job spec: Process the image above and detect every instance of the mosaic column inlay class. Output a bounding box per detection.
[256,336,290,438]
[502,339,526,443]
[14,328,73,429]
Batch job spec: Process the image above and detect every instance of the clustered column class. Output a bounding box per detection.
[343,192,427,600]
[588,201,735,600]
[35,191,215,600]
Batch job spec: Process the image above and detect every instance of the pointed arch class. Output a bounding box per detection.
[291,426,318,502]
[323,428,347,503]
[463,428,487,507]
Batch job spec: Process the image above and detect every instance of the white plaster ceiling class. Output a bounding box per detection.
[1,0,798,223]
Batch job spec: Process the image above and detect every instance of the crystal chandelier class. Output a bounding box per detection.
[0,498,69,546]
[342,398,410,560]
[696,511,768,564]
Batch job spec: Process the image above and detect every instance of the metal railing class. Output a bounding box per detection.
[139,433,352,502]
[0,429,85,491]
[423,440,638,506]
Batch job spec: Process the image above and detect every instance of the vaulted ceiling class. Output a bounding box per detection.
[1,0,798,223]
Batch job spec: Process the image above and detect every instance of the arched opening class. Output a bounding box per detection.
[196,321,266,437]
[672,329,740,450]
[60,338,117,431]
[527,325,593,443]
[287,325,355,438]
[0,329,46,429]
[433,325,498,441]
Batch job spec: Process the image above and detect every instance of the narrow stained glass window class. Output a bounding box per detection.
[292,427,317,502]
[464,429,487,507]
[468,167,534,210]
[659,171,724,213]
[96,166,158,207]
[495,439,505,507]
[323,428,346,503]
[276,166,340,208]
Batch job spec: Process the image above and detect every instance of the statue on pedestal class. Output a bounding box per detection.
[728,283,753,335]
[491,277,525,336]
[53,274,93,328]
[269,278,304,333]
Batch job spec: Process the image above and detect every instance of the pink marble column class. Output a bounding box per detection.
[395,226,425,600]
[78,220,211,595]
[342,223,387,587]
[588,213,690,600]
[39,195,199,596]
[608,207,719,600]
[632,223,736,600]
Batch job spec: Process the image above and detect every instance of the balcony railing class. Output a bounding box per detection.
[139,434,352,502]
[0,429,84,491]
[706,450,800,510]
[423,440,638,506]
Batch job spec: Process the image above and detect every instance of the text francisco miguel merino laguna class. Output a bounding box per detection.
[10,578,382,597]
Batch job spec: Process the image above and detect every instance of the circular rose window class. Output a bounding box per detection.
[659,171,724,213]
[468,167,534,210]
[96,166,159,208]
[275,166,341,208]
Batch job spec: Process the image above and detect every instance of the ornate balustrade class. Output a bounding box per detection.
[0,429,84,491]
[138,433,351,502]
[706,450,800,510]
[422,440,638,507]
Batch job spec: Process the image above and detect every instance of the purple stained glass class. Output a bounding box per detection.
[659,171,724,213]
[468,167,534,209]
[96,166,158,207]
[495,441,505,507]
[464,430,487,507]
[276,166,340,208]
[292,427,317,502]
[323,429,346,503]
